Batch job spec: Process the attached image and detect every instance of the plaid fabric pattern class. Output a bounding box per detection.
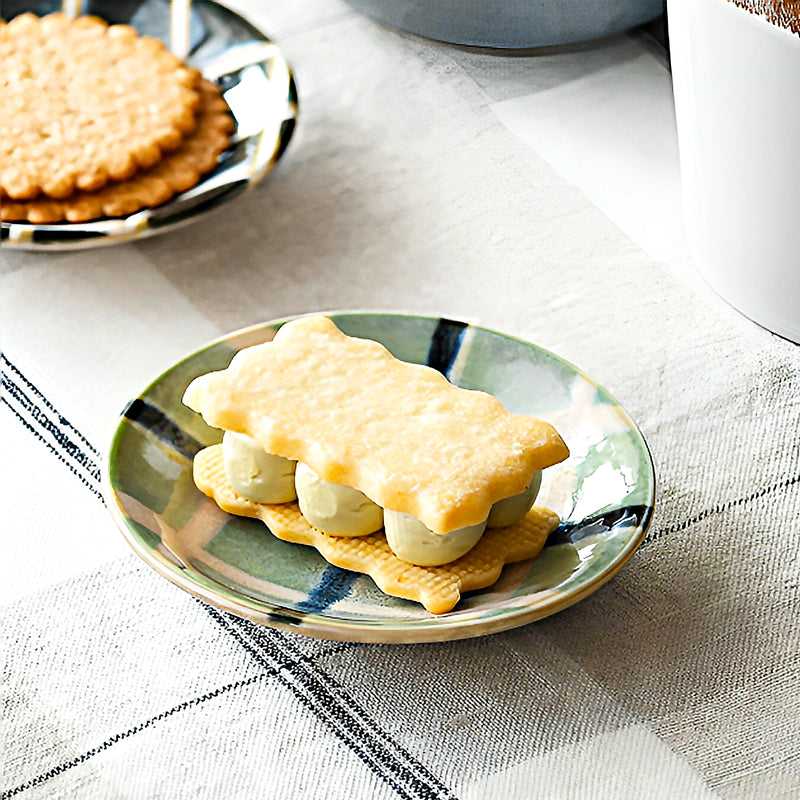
[3,2,799,798]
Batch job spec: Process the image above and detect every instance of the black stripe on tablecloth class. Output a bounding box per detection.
[642,470,800,547]
[212,609,459,800]
[2,355,459,800]
[0,673,272,800]
[1,354,103,500]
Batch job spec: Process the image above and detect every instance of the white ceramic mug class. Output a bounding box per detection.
[668,0,800,342]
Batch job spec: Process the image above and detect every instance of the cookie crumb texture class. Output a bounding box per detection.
[0,13,201,201]
[1,79,234,223]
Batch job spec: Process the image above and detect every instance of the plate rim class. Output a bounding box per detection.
[104,309,656,644]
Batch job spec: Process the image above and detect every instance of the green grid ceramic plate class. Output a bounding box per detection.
[105,312,655,643]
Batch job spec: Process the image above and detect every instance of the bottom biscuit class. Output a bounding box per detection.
[193,444,560,614]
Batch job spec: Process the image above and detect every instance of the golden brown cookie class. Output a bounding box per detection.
[0,12,201,201]
[2,79,234,224]
[193,444,560,614]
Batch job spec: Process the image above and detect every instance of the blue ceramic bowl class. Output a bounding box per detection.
[344,0,664,48]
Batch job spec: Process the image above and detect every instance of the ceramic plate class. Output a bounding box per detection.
[105,312,655,643]
[1,0,297,250]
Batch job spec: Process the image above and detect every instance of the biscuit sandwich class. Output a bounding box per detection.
[184,316,569,613]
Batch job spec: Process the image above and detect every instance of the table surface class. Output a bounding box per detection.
[3,2,800,799]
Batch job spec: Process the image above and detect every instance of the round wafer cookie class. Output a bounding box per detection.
[2,80,235,224]
[0,12,202,201]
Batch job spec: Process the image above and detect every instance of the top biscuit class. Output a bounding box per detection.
[0,13,201,200]
[183,316,569,534]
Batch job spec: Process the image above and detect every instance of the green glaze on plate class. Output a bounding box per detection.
[104,312,655,643]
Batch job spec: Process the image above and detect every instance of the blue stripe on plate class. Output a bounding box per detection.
[297,565,359,613]
[123,398,204,459]
[426,319,467,376]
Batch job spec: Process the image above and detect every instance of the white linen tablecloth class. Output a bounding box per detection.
[3,2,799,798]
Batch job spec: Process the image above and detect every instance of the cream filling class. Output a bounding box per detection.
[486,471,541,528]
[294,462,384,537]
[384,511,487,566]
[222,431,297,504]
[383,476,540,565]
[223,435,542,566]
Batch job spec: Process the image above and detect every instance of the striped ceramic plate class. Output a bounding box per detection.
[104,312,655,643]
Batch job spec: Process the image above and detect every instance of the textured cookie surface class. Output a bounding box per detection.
[2,80,234,224]
[183,316,569,534]
[0,13,201,201]
[194,445,560,614]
